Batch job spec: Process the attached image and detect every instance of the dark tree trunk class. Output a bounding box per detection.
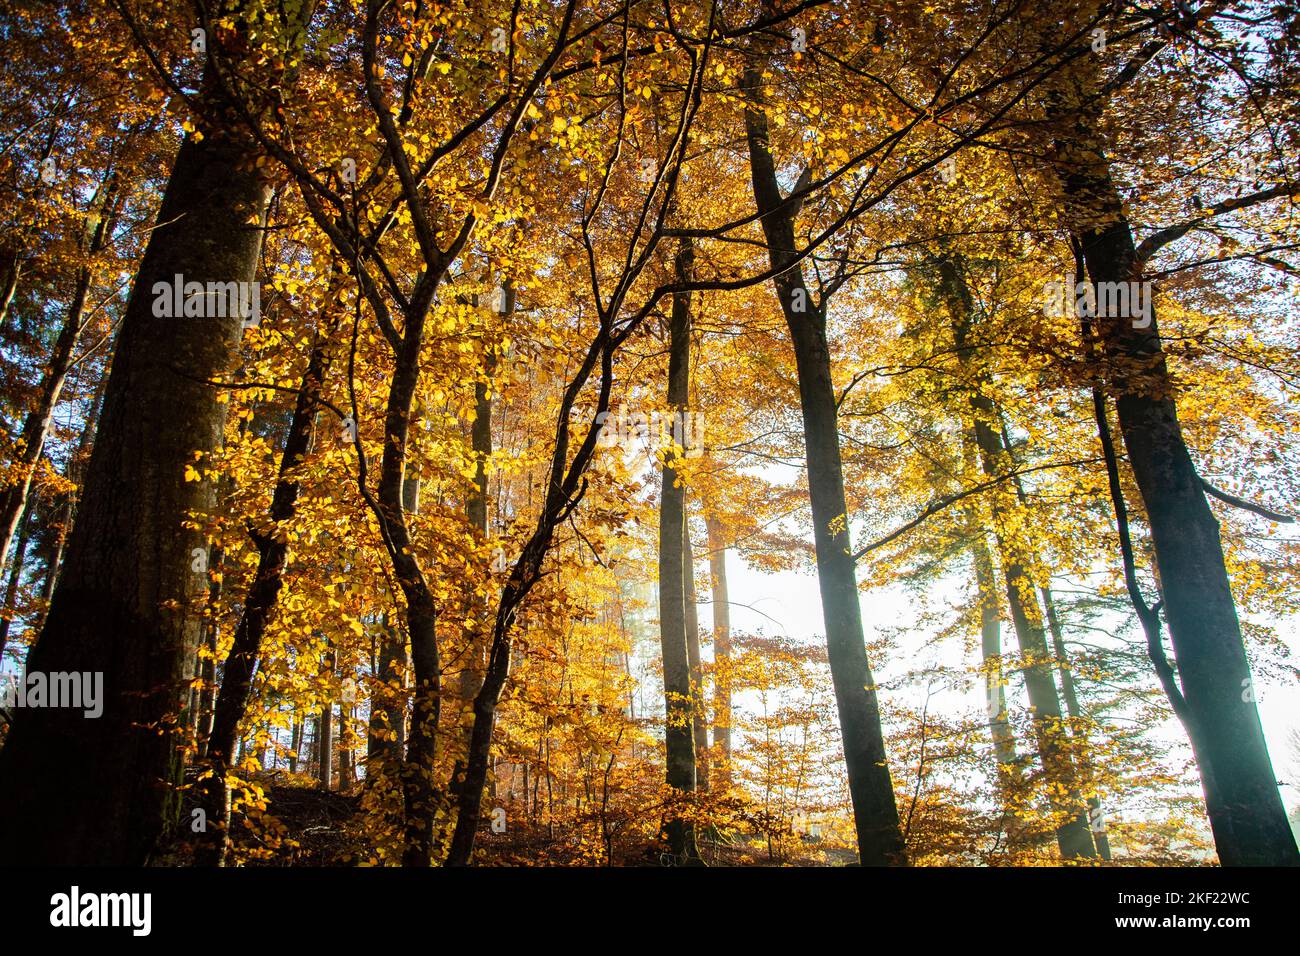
[459,327,499,760]
[367,612,408,773]
[386,360,441,866]
[1051,101,1297,865]
[289,712,301,774]
[742,65,906,866]
[195,331,334,864]
[0,247,20,332]
[193,543,224,758]
[0,174,119,579]
[0,494,36,664]
[0,74,281,865]
[318,704,333,791]
[656,238,701,863]
[36,370,110,641]
[339,703,356,790]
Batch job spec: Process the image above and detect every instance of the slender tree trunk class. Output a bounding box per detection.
[316,704,333,790]
[195,329,334,863]
[0,174,119,580]
[460,367,492,716]
[683,514,709,792]
[460,298,501,759]
[656,238,700,863]
[339,703,356,790]
[997,544,1096,858]
[193,543,224,758]
[998,414,1110,858]
[939,254,1095,859]
[289,712,302,775]
[0,247,20,332]
[706,518,732,785]
[741,65,906,865]
[378,360,442,867]
[34,354,111,640]
[0,495,36,664]
[971,536,1021,799]
[35,498,70,621]
[1041,587,1111,860]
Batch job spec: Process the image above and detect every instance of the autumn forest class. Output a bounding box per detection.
[0,0,1298,875]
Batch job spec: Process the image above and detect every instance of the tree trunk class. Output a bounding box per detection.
[971,536,1021,802]
[0,247,20,332]
[0,49,289,862]
[0,494,36,664]
[706,518,732,785]
[996,546,1096,858]
[289,712,302,775]
[939,254,1096,859]
[1050,88,1297,865]
[339,703,355,791]
[656,237,700,863]
[367,612,408,773]
[195,329,334,864]
[1041,587,1111,860]
[382,371,441,866]
[318,704,333,791]
[0,172,119,580]
[742,65,906,866]
[683,514,709,792]
[34,366,110,639]
[459,303,500,761]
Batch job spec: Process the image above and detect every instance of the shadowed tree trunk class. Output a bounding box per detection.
[0,170,121,579]
[0,2,317,861]
[657,237,701,863]
[339,702,356,790]
[289,712,302,774]
[742,64,906,866]
[459,283,506,759]
[195,326,335,864]
[994,542,1096,859]
[33,370,108,638]
[1048,68,1297,864]
[0,495,36,664]
[0,245,20,332]
[367,612,408,774]
[318,703,334,791]
[386,388,440,867]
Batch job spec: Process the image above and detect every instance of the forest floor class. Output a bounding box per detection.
[170,772,856,866]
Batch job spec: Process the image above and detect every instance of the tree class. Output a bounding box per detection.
[0,0,318,864]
